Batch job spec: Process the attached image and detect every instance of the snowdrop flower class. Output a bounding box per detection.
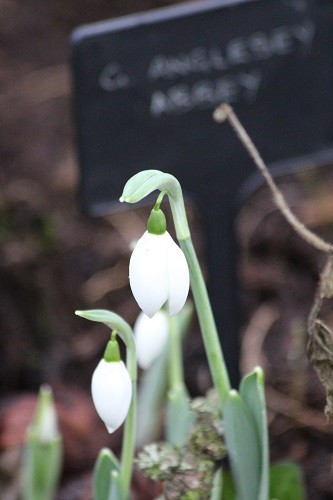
[134,310,169,369]
[91,339,132,433]
[129,207,189,318]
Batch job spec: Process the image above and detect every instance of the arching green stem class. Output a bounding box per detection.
[75,309,137,498]
[121,171,231,406]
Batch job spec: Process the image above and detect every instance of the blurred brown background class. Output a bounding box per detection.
[1,1,333,499]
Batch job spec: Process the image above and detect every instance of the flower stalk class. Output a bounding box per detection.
[121,171,231,406]
[180,237,231,404]
[75,309,137,498]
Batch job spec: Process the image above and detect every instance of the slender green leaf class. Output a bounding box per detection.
[22,437,62,500]
[166,303,195,446]
[224,390,261,500]
[239,367,269,500]
[21,386,62,500]
[136,346,168,448]
[136,302,193,449]
[166,385,195,446]
[109,470,124,500]
[93,448,120,500]
[269,462,305,500]
[210,468,223,500]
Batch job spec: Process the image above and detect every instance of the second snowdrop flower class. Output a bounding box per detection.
[129,206,190,318]
[91,337,132,433]
[134,310,169,369]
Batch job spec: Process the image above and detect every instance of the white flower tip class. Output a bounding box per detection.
[119,196,125,202]
[106,424,116,434]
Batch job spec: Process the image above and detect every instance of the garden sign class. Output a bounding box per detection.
[71,0,333,384]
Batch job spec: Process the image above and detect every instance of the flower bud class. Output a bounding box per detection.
[91,359,132,433]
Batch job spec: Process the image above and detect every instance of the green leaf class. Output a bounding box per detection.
[21,386,62,500]
[224,390,261,500]
[22,437,62,500]
[136,301,194,449]
[166,303,195,446]
[136,345,169,448]
[269,462,305,500]
[239,367,269,500]
[221,471,236,500]
[166,385,195,446]
[210,468,223,500]
[109,470,124,500]
[93,448,121,500]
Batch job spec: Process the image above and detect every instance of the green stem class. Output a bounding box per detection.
[120,382,136,498]
[119,326,137,498]
[168,314,185,389]
[179,237,231,405]
[120,171,231,403]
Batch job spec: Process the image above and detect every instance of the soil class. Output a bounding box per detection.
[1,1,333,499]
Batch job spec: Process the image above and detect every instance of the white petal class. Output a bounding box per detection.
[165,233,190,316]
[129,231,169,317]
[91,359,132,433]
[134,310,169,369]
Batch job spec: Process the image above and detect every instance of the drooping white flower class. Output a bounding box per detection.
[134,310,169,369]
[91,359,132,433]
[129,230,190,318]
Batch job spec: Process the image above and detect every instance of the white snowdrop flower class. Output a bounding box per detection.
[129,207,190,318]
[91,358,132,433]
[134,310,169,369]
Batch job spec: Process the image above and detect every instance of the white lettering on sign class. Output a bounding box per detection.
[98,19,315,115]
[149,71,262,116]
[146,21,315,80]
[99,63,130,91]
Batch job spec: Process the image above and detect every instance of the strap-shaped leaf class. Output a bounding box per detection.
[239,367,269,500]
[136,302,193,448]
[166,304,195,446]
[136,345,168,448]
[210,468,223,500]
[109,470,124,500]
[166,384,194,446]
[224,390,261,500]
[93,448,121,500]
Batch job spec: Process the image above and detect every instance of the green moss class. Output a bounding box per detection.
[137,390,226,499]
